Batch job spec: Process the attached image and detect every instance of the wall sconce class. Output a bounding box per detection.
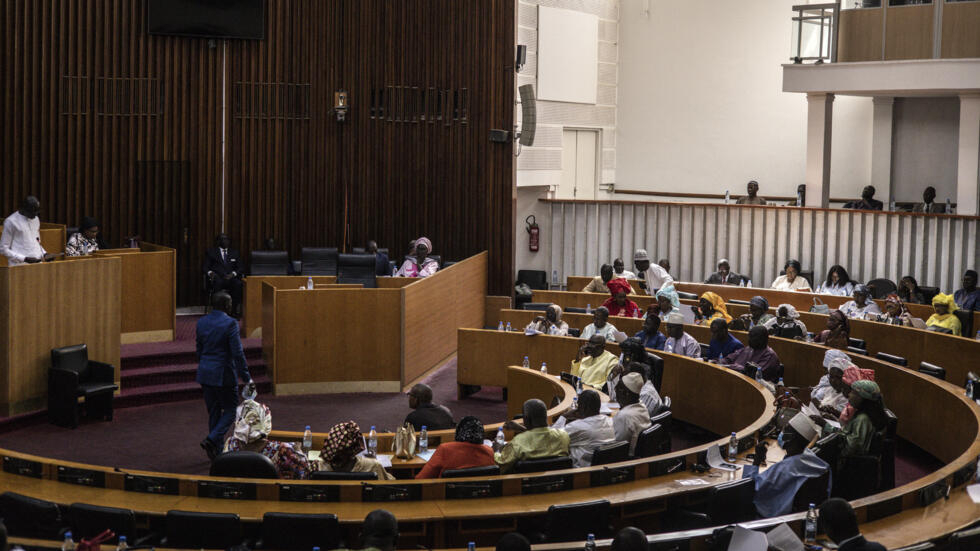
[334,90,348,122]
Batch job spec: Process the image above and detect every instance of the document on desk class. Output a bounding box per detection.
[705,444,738,471]
[416,449,435,462]
[801,402,841,430]
[967,483,980,504]
[729,526,768,551]
[766,523,804,551]
[375,454,393,468]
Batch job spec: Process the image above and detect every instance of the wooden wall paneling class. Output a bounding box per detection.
[91,246,175,342]
[884,5,934,60]
[243,275,337,338]
[941,1,980,58]
[838,8,884,62]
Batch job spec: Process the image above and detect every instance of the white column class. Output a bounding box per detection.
[871,97,895,206]
[957,94,980,216]
[805,93,834,208]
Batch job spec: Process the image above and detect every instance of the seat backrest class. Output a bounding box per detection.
[948,525,980,551]
[918,361,946,381]
[919,286,940,303]
[707,477,757,525]
[337,253,377,288]
[647,353,665,391]
[791,471,830,513]
[69,503,136,543]
[261,512,340,551]
[522,302,551,311]
[442,465,501,478]
[568,328,581,338]
[0,492,65,539]
[590,441,630,466]
[51,344,90,380]
[866,278,897,299]
[633,423,665,458]
[677,291,698,300]
[517,269,549,290]
[250,250,290,276]
[848,337,866,349]
[875,351,907,367]
[301,247,339,276]
[566,307,588,314]
[310,470,378,480]
[543,500,611,542]
[953,309,974,337]
[698,343,710,359]
[813,432,842,469]
[209,451,279,479]
[847,346,868,356]
[891,543,936,551]
[165,510,242,549]
[513,456,573,474]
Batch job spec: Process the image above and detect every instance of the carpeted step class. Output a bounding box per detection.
[121,361,267,389]
[120,342,262,370]
[113,376,273,409]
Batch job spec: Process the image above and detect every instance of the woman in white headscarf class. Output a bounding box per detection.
[524,304,569,336]
[394,236,439,277]
[225,399,311,479]
[810,350,852,417]
[765,303,809,340]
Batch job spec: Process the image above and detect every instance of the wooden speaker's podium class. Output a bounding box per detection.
[0,257,121,416]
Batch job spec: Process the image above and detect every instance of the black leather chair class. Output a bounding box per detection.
[835,453,881,499]
[301,247,339,275]
[513,456,573,474]
[918,362,946,380]
[260,512,341,551]
[892,544,936,551]
[69,503,136,543]
[791,470,831,513]
[728,299,751,306]
[649,409,672,434]
[442,260,456,268]
[866,278,897,299]
[517,270,548,290]
[919,286,940,304]
[442,465,501,478]
[875,352,908,367]
[677,291,698,300]
[0,492,65,539]
[568,328,582,338]
[847,346,868,356]
[813,432,843,473]
[540,500,611,542]
[351,247,388,255]
[880,409,898,490]
[670,478,757,529]
[310,471,378,480]
[848,337,867,350]
[566,307,588,314]
[337,253,377,288]
[698,343,710,359]
[954,309,974,337]
[948,525,980,550]
[49,344,117,428]
[633,423,669,458]
[250,250,290,275]
[590,441,630,466]
[209,451,278,479]
[652,396,672,417]
[164,510,242,549]
[522,302,551,311]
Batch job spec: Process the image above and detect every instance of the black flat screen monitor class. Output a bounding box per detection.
[148,0,265,40]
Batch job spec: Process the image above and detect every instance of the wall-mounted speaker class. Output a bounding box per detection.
[518,84,536,146]
[516,45,527,73]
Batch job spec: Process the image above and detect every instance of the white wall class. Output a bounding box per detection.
[615,0,874,200]
[891,97,960,203]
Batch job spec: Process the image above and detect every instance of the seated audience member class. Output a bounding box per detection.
[65,217,104,256]
[926,293,962,336]
[736,180,767,205]
[744,413,829,517]
[362,509,399,551]
[367,240,390,277]
[618,338,664,391]
[654,285,681,320]
[663,312,701,358]
[584,263,626,294]
[720,326,781,381]
[872,294,912,326]
[733,296,775,331]
[771,259,811,291]
[525,304,570,336]
[897,275,927,305]
[611,528,648,551]
[496,533,531,551]
[494,399,570,473]
[913,185,944,214]
[560,389,615,467]
[954,269,979,311]
[415,416,494,478]
[224,397,311,479]
[629,362,663,415]
[603,278,641,317]
[613,257,636,280]
[811,350,852,417]
[844,185,884,210]
[319,421,395,480]
[581,306,619,342]
[815,264,855,296]
[404,383,454,431]
[695,291,732,325]
[838,284,882,319]
[706,319,743,361]
[815,310,850,349]
[642,302,661,320]
[394,237,438,277]
[633,249,673,294]
[634,314,666,351]
[658,258,672,277]
[613,373,652,454]
[204,233,244,315]
[827,365,877,426]
[704,258,744,285]
[811,380,887,458]
[571,335,619,388]
[765,303,808,340]
[819,498,886,551]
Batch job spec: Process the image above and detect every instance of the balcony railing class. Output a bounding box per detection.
[790,2,841,63]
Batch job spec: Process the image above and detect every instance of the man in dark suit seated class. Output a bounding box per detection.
[404,383,454,431]
[204,233,244,316]
[844,186,884,211]
[367,240,390,276]
[818,498,885,550]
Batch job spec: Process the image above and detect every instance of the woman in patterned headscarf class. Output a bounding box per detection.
[696,291,732,325]
[224,399,311,479]
[926,293,962,336]
[654,285,681,321]
[874,293,912,327]
[394,236,439,278]
[815,310,850,350]
[319,421,394,480]
[767,303,809,340]
[603,278,641,318]
[415,416,495,479]
[810,377,886,458]
[838,284,882,319]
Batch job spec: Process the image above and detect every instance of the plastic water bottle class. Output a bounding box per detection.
[576,378,583,394]
[724,190,730,204]
[754,368,763,383]
[62,532,74,551]
[505,322,512,332]
[115,536,127,551]
[728,432,738,461]
[777,377,785,389]
[805,332,814,343]
[889,200,896,212]
[314,547,321,551]
[367,426,378,457]
[946,198,952,214]
[797,190,804,206]
[975,330,980,341]
[966,379,974,400]
[307,276,314,290]
[495,427,506,447]
[419,426,428,453]
[571,396,578,410]
[522,356,530,369]
[468,542,476,551]
[498,321,504,331]
[585,534,596,551]
[242,382,257,401]
[540,361,548,374]
[586,303,592,314]
[303,425,313,453]
[805,503,818,544]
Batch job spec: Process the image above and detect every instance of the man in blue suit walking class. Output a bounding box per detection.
[197,291,252,459]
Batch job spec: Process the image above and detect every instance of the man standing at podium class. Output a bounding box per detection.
[0,196,48,266]
[197,290,252,460]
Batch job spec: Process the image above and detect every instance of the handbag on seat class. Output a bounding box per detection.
[810,297,831,315]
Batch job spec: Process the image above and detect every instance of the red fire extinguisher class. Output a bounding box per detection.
[526,215,540,252]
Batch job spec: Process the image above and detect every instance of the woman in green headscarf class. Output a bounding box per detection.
[810,379,888,458]
[926,293,962,336]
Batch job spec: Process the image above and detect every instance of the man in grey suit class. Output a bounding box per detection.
[912,186,946,213]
